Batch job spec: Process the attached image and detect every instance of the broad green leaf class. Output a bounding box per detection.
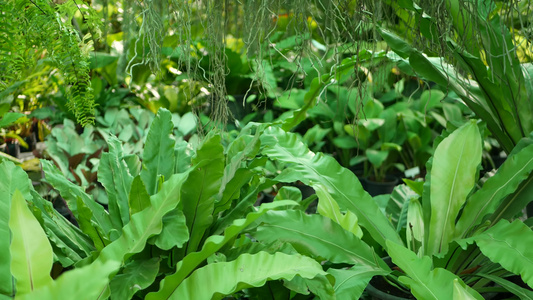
[109,258,160,300]
[17,261,119,300]
[128,175,151,216]
[473,220,533,288]
[167,252,334,300]
[41,160,115,240]
[315,185,363,238]
[387,241,483,300]
[366,149,388,168]
[146,201,297,300]
[254,210,389,271]
[328,266,387,300]
[141,108,176,195]
[151,209,189,250]
[261,126,402,248]
[98,136,133,229]
[0,162,32,296]
[96,172,189,264]
[182,135,224,254]
[0,112,25,128]
[456,142,533,237]
[213,168,254,215]
[9,189,53,294]
[427,121,481,256]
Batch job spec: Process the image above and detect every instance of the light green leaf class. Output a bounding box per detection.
[109,258,160,300]
[0,112,25,129]
[0,162,32,296]
[128,175,151,216]
[261,126,402,248]
[328,266,386,300]
[17,260,119,300]
[316,185,362,238]
[98,136,133,229]
[427,121,481,256]
[452,279,480,299]
[456,142,533,237]
[168,252,334,300]
[387,241,483,300]
[254,210,388,271]
[146,201,298,300]
[473,220,533,288]
[141,108,176,195]
[9,189,53,294]
[366,149,389,168]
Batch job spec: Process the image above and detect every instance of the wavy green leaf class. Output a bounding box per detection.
[151,209,189,250]
[109,258,160,300]
[427,121,481,256]
[473,220,533,288]
[0,162,32,296]
[456,142,533,237]
[41,160,114,240]
[17,260,119,300]
[146,201,297,300]
[261,126,402,248]
[9,189,53,294]
[386,241,483,300]
[141,108,176,195]
[96,172,189,264]
[29,190,95,266]
[182,134,224,254]
[254,210,388,271]
[168,252,334,300]
[328,266,386,300]
[98,136,133,229]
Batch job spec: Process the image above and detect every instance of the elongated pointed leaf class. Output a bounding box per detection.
[41,160,114,240]
[168,252,334,300]
[261,126,402,248]
[473,220,533,288]
[254,210,389,271]
[0,162,32,296]
[456,142,533,237]
[9,189,53,294]
[128,175,151,216]
[141,108,176,195]
[98,136,133,229]
[146,201,297,300]
[182,135,224,254]
[97,172,189,264]
[427,121,481,255]
[387,241,483,300]
[17,261,119,300]
[478,273,533,300]
[109,258,160,300]
[328,266,387,300]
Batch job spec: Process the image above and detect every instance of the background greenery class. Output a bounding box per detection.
[1,0,533,299]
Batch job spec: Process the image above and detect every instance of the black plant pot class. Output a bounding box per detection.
[360,176,399,197]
